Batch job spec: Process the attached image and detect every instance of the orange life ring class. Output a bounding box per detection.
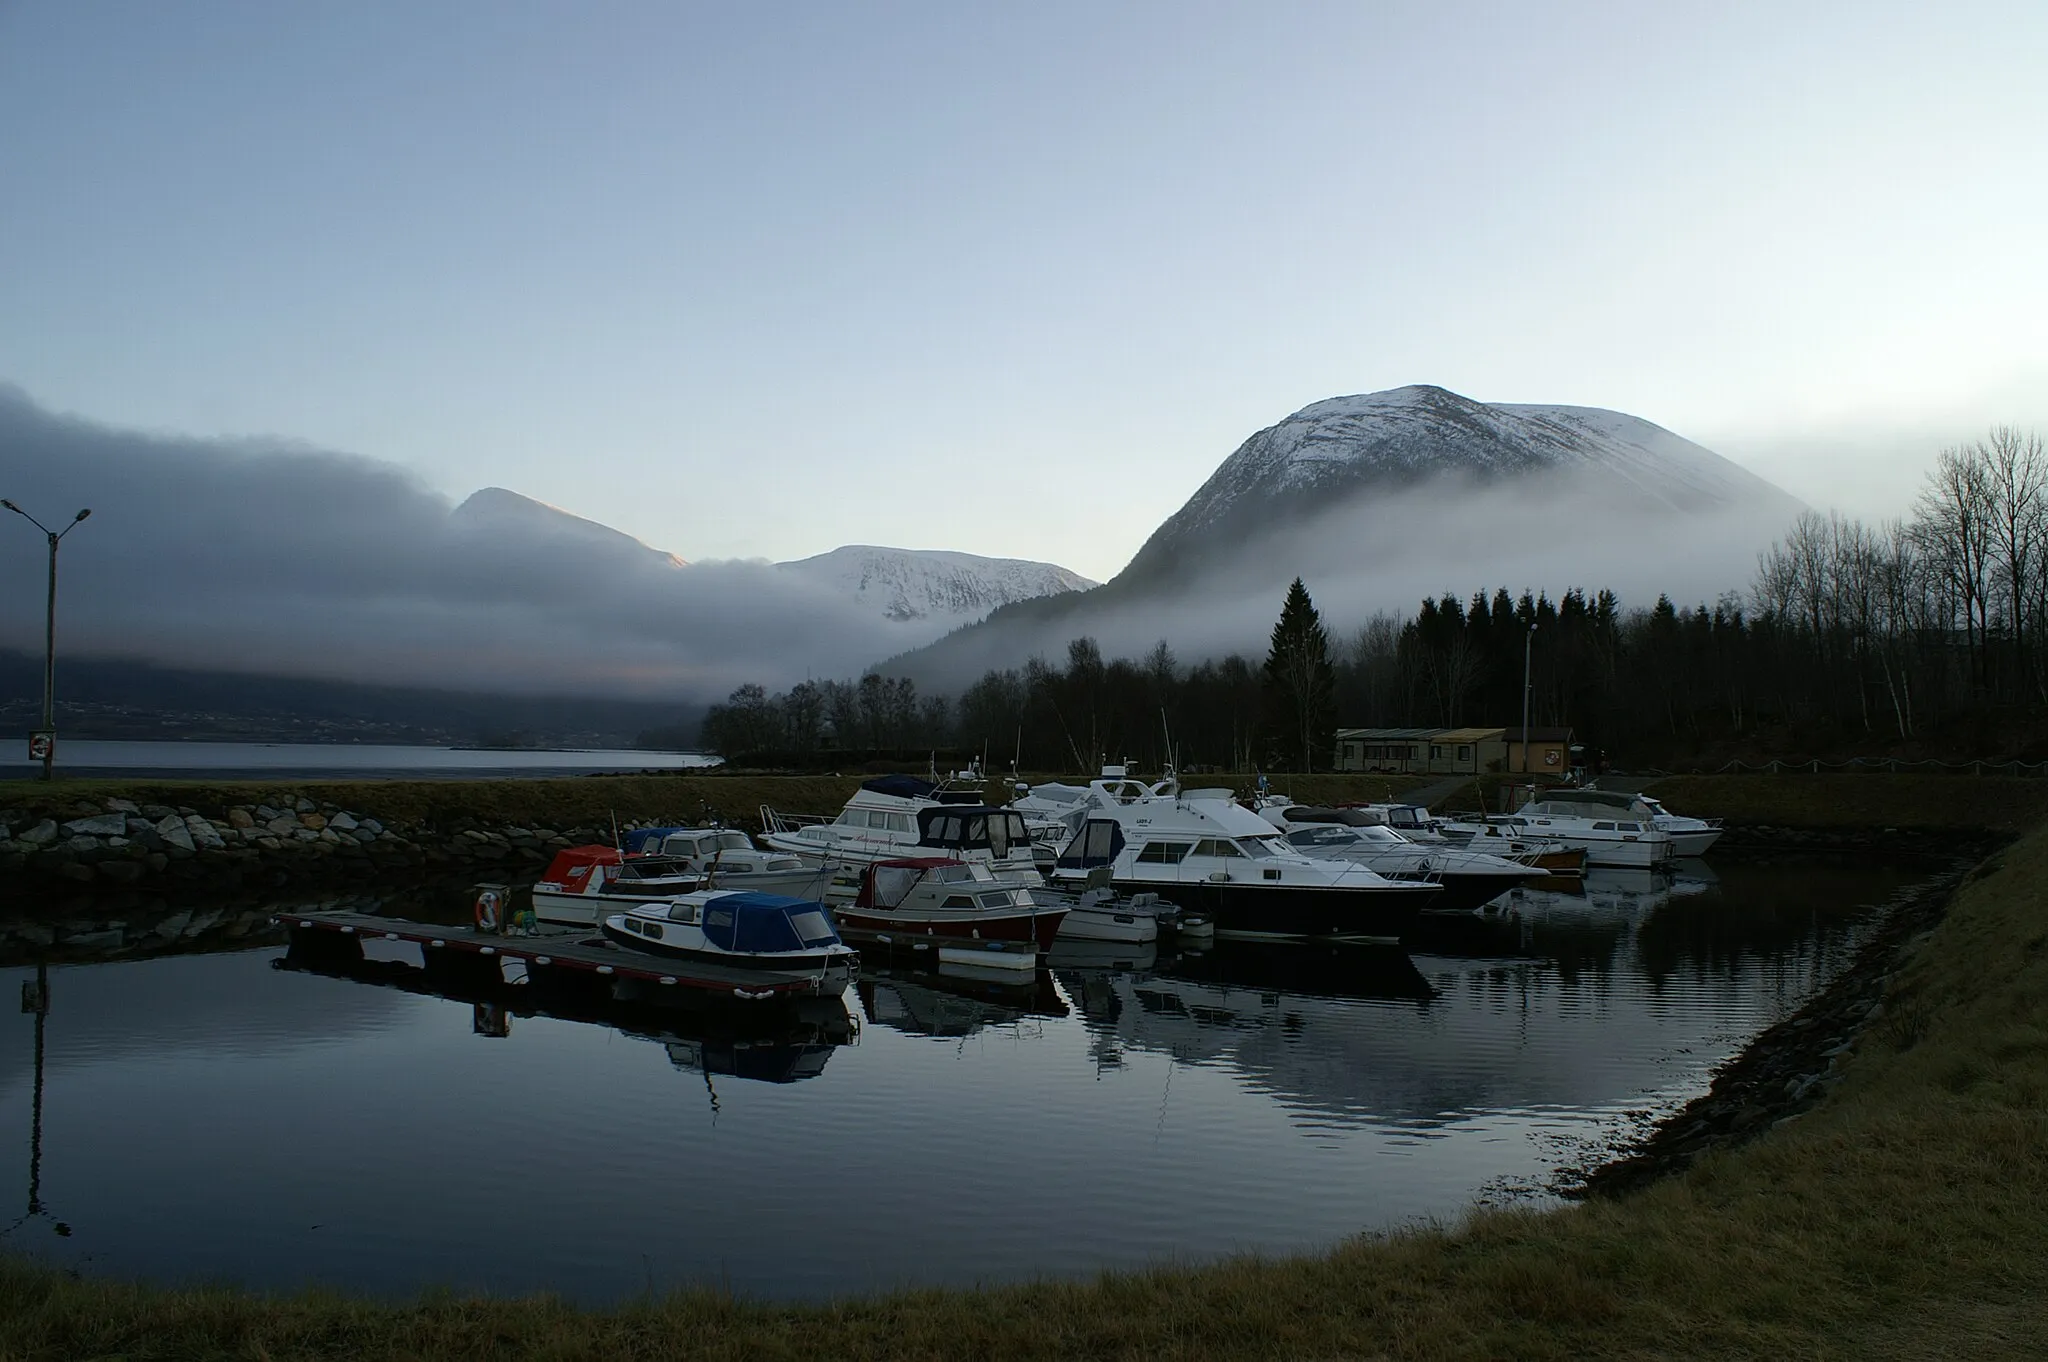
[474,888,502,932]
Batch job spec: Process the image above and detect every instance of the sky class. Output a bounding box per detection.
[3,1,2046,586]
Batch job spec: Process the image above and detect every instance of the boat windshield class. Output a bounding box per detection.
[1237,836,1283,858]
[715,831,753,852]
[787,909,839,947]
[1288,826,1359,849]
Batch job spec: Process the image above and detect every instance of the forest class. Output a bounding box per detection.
[697,429,2048,772]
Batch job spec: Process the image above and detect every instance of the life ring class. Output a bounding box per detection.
[1544,750,1560,766]
[473,888,502,932]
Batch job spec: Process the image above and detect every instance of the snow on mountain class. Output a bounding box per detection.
[777,545,1096,625]
[1125,384,1798,578]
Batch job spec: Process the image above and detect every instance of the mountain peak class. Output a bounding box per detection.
[450,488,687,567]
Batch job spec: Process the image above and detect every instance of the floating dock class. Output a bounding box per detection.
[275,910,844,1001]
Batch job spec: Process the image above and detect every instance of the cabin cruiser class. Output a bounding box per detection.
[1045,780,1439,944]
[603,890,859,993]
[760,776,1037,876]
[530,845,704,927]
[1513,789,1723,857]
[1359,802,1587,876]
[1256,805,1547,913]
[833,857,1068,969]
[1442,810,1675,869]
[620,825,834,897]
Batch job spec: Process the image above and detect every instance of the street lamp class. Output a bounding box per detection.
[1,501,91,781]
[1521,621,1538,782]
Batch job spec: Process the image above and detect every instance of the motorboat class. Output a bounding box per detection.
[1032,863,1211,944]
[833,857,1068,970]
[602,891,859,994]
[1442,810,1675,869]
[1361,802,1587,876]
[530,845,704,927]
[1513,789,1723,857]
[620,824,836,896]
[759,775,1037,877]
[1257,804,1547,913]
[1044,779,1439,944]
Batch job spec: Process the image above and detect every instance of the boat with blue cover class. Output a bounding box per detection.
[603,890,860,993]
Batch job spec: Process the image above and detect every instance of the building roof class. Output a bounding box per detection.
[1336,727,1439,740]
[1505,726,1574,743]
[1434,727,1504,743]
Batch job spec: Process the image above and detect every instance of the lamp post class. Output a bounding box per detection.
[1521,622,1538,783]
[1,501,91,781]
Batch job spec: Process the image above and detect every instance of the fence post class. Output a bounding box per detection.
[1811,759,1819,773]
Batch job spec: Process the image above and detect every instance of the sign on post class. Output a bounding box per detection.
[27,731,53,763]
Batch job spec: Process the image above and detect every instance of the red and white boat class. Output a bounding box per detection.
[833,857,1066,972]
[530,845,703,927]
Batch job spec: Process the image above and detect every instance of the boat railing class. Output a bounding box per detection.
[760,805,834,837]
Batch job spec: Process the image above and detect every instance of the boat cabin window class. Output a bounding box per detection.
[978,892,1015,909]
[787,910,837,947]
[1136,840,1193,863]
[641,922,664,940]
[665,902,701,924]
[1191,839,1243,859]
[1238,836,1281,858]
[1593,821,1616,831]
[716,831,751,852]
[941,895,976,910]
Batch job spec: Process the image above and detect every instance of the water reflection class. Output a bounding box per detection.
[0,851,1936,1302]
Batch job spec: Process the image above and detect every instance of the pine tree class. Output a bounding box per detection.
[1262,578,1336,772]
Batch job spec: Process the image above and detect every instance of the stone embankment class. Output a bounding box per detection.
[1,793,625,899]
[1571,843,1990,1197]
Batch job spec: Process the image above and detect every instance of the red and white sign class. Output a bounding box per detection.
[27,731,53,762]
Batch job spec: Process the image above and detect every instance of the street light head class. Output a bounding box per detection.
[0,499,19,514]
[73,509,91,523]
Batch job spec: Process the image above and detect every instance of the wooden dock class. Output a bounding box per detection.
[275,910,843,1001]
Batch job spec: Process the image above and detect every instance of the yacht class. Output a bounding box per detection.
[530,845,703,927]
[1362,802,1587,876]
[1044,779,1438,943]
[603,890,860,993]
[1514,789,1722,857]
[1256,804,1547,913]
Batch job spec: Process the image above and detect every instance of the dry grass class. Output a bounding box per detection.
[1643,772,2048,833]
[5,821,2047,1357]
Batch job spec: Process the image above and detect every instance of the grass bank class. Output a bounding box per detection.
[1644,772,2048,834]
[4,824,2044,1358]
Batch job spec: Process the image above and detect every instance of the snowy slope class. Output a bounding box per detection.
[1125,384,1797,577]
[778,545,1096,625]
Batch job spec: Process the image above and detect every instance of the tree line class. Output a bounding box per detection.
[696,429,2045,770]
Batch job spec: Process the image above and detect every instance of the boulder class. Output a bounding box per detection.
[152,910,194,938]
[317,828,342,845]
[227,808,256,830]
[294,797,315,814]
[141,804,178,820]
[266,816,300,836]
[254,836,283,851]
[105,835,131,850]
[358,817,384,835]
[64,814,128,837]
[352,827,379,844]
[154,817,196,853]
[327,812,358,832]
[254,805,282,821]
[299,813,328,831]
[295,829,320,842]
[144,853,169,873]
[184,817,226,849]
[63,834,102,855]
[103,798,141,815]
[18,820,58,846]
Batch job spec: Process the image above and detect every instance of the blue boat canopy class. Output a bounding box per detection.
[700,891,843,954]
[620,826,689,856]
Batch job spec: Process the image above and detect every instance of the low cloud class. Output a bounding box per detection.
[0,387,939,700]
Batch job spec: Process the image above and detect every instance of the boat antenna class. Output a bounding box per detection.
[610,808,622,853]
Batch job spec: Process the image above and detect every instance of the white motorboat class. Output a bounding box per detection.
[1256,804,1547,913]
[1443,810,1675,869]
[1512,789,1723,857]
[602,890,859,994]
[623,824,837,897]
[759,775,1038,877]
[1360,802,1588,876]
[1045,779,1439,943]
[530,845,704,927]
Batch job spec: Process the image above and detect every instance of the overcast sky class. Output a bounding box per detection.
[4,1,2045,583]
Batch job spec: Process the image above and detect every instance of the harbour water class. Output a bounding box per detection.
[0,853,1922,1303]
[1,739,719,780]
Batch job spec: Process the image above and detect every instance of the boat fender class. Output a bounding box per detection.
[473,887,503,933]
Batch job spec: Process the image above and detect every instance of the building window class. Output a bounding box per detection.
[1458,745,1471,760]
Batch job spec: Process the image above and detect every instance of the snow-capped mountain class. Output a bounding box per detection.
[778,545,1095,625]
[1123,384,1798,580]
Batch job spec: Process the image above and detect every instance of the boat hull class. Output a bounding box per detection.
[598,922,857,991]
[1664,829,1722,858]
[1053,902,1160,944]
[832,904,1066,955]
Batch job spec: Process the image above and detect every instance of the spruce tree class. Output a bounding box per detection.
[1262,578,1336,772]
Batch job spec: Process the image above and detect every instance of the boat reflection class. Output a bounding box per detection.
[275,939,856,1084]
[855,963,1067,1039]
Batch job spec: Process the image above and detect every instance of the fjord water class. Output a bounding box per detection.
[0,740,718,779]
[0,854,1918,1303]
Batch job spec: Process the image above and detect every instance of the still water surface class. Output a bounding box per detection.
[2,739,718,779]
[0,854,1919,1302]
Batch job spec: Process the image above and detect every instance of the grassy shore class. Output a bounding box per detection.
[3,809,2044,1358]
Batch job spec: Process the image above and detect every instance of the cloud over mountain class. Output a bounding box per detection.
[0,387,1085,700]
